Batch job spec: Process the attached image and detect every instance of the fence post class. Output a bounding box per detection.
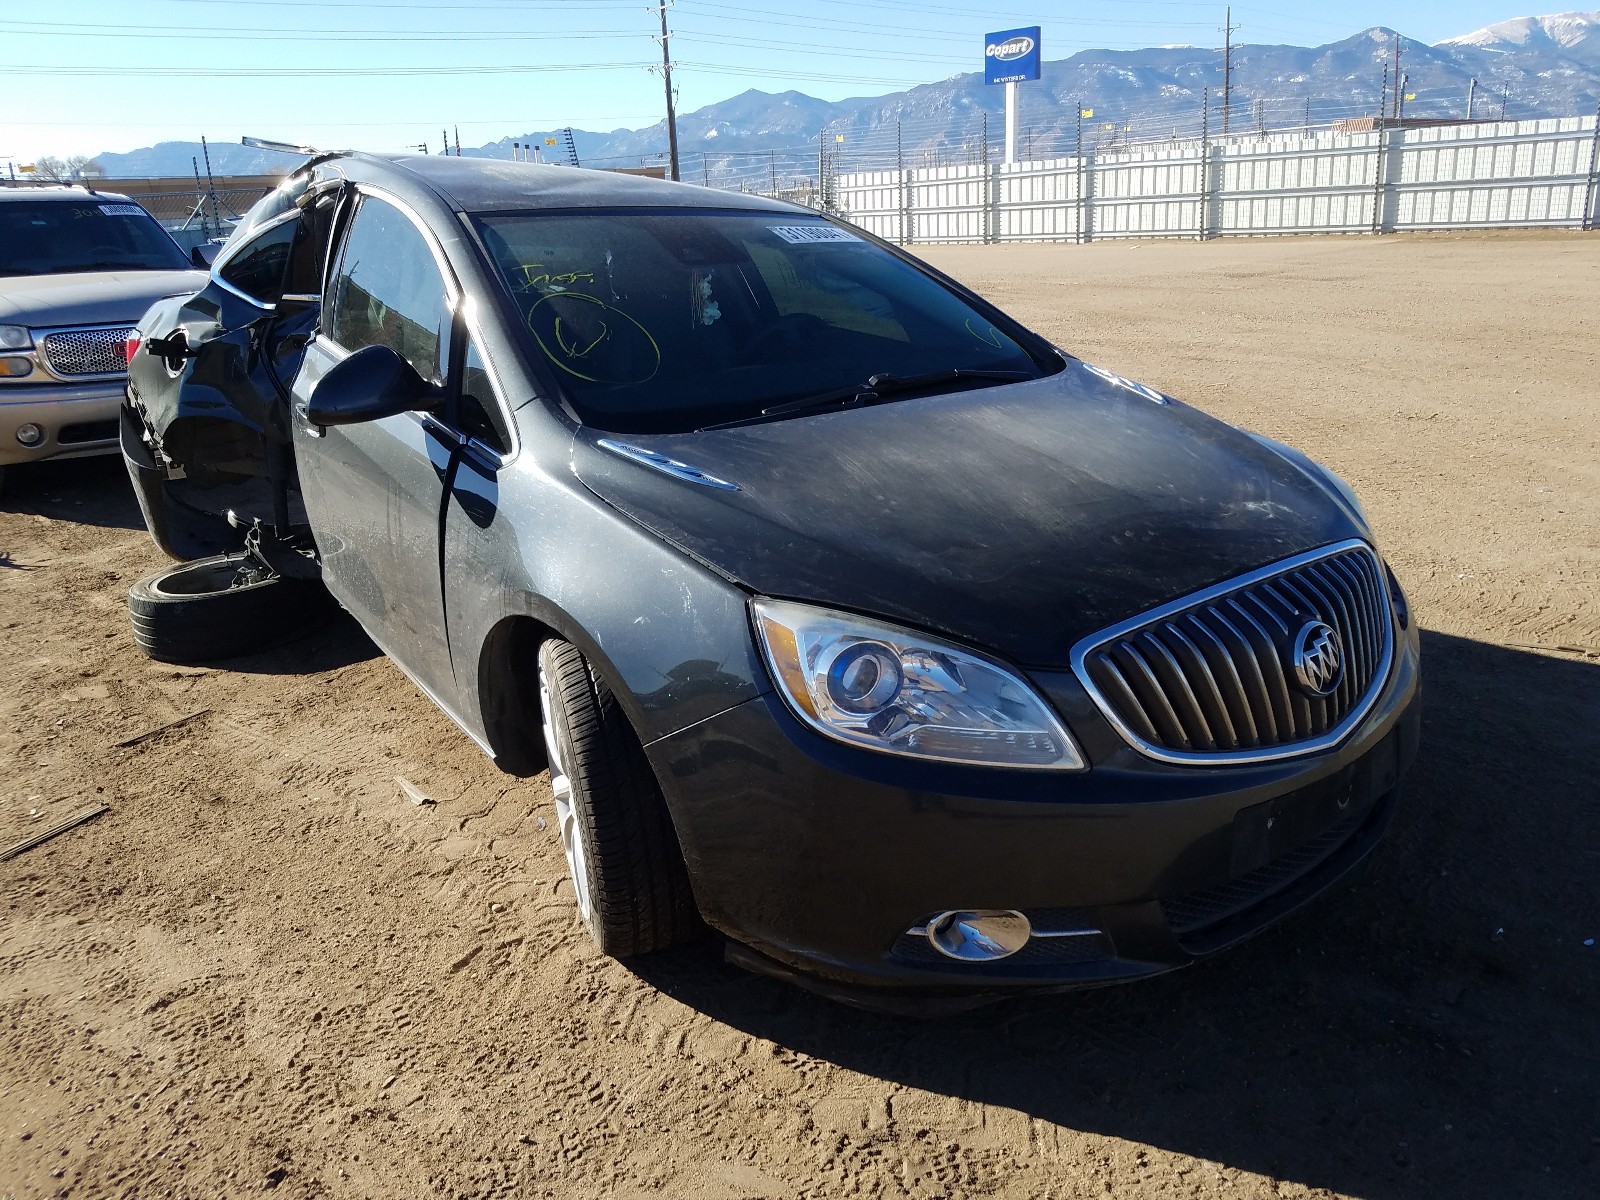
[190,158,211,241]
[200,136,221,243]
[1370,66,1389,234]
[1084,146,1096,244]
[1583,101,1600,231]
[972,112,985,244]
[1198,89,1210,241]
[1075,105,1085,245]
[895,121,907,244]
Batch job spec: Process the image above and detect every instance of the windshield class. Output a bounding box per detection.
[473,209,1056,433]
[0,198,192,276]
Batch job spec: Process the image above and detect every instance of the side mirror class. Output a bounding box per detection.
[191,242,222,269]
[305,344,432,427]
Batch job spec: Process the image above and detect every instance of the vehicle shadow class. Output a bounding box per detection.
[633,630,1599,1200]
[1,456,146,531]
[212,608,383,676]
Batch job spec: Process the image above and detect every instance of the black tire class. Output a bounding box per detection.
[127,552,330,665]
[537,638,701,957]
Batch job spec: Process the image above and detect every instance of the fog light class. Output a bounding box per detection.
[15,423,45,447]
[926,910,1031,962]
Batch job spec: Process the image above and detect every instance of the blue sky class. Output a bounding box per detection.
[2,1,1546,164]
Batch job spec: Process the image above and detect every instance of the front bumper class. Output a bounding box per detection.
[646,621,1420,1002]
[0,379,123,466]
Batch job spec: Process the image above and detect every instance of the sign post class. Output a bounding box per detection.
[984,27,1042,164]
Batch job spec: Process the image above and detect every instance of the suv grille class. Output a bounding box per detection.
[1074,541,1393,763]
[41,326,133,378]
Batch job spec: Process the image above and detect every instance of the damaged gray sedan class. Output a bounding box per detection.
[122,152,1418,1009]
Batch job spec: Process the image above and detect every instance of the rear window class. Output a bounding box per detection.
[0,199,191,276]
[473,209,1052,433]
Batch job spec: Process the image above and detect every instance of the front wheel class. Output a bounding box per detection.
[537,638,701,957]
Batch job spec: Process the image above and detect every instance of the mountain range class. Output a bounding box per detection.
[90,10,1600,182]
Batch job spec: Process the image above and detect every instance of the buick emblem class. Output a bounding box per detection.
[1290,621,1343,697]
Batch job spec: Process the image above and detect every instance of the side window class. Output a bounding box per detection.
[457,339,512,455]
[328,196,451,384]
[217,219,297,305]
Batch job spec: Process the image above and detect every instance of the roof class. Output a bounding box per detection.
[0,185,134,204]
[354,153,801,216]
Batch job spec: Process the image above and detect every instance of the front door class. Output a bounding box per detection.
[292,192,463,706]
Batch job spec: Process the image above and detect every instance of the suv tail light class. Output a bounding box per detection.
[123,331,141,364]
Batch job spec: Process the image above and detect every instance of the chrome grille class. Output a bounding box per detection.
[1073,541,1393,764]
[41,326,133,377]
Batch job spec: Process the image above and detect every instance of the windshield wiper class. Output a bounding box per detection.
[699,368,1032,431]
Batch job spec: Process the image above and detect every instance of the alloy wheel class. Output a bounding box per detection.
[539,663,592,921]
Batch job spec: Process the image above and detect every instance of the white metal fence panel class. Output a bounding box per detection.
[834,169,904,242]
[831,116,1600,243]
[995,159,1082,241]
[909,165,988,243]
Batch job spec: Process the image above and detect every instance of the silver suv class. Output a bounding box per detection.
[0,186,205,483]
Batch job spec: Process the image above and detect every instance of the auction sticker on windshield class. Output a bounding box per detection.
[97,204,146,217]
[769,225,862,244]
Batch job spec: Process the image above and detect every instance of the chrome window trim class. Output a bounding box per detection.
[1069,538,1396,767]
[212,274,277,312]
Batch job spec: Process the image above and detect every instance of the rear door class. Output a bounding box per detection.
[290,190,464,708]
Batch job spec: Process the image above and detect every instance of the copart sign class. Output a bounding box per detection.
[984,26,1042,85]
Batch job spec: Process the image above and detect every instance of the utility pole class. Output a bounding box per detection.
[652,1,680,182]
[1221,6,1238,135]
[1398,73,1409,122]
[1467,78,1477,120]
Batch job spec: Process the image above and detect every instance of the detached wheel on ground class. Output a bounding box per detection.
[538,638,701,957]
[127,552,331,665]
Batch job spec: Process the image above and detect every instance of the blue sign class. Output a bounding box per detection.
[984,26,1041,85]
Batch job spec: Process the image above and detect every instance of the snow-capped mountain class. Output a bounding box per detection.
[86,12,1600,181]
[1438,9,1600,57]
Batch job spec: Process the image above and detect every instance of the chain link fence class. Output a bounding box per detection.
[132,188,273,252]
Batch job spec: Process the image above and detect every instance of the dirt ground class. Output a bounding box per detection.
[2,230,1596,1200]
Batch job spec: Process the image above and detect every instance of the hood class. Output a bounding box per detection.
[0,270,208,328]
[569,361,1367,667]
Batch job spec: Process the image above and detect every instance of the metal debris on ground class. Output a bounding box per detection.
[114,709,211,748]
[0,804,110,863]
[396,777,435,806]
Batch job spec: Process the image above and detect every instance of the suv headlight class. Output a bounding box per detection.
[752,599,1086,771]
[0,325,33,351]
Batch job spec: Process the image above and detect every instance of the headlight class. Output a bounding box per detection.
[752,599,1086,771]
[0,325,32,351]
